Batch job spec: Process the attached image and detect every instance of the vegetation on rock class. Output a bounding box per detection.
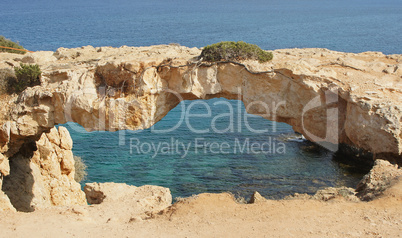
[0,36,27,54]
[200,41,273,63]
[74,156,88,183]
[8,63,42,94]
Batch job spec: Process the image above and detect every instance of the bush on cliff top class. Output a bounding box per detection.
[8,63,42,94]
[0,63,42,95]
[0,64,42,95]
[200,41,273,63]
[0,36,27,54]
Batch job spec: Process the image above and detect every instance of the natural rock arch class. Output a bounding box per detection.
[0,45,401,210]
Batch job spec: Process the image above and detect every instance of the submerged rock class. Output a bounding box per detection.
[312,187,359,202]
[285,187,359,202]
[285,160,402,202]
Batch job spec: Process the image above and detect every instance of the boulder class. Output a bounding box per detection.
[84,182,172,221]
[248,191,266,204]
[356,159,402,201]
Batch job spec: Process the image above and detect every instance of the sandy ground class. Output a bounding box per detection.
[0,181,401,238]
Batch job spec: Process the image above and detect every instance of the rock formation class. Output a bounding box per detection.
[84,182,172,222]
[0,45,401,210]
[0,190,15,212]
[248,191,266,204]
[285,159,402,202]
[2,126,86,211]
[356,159,402,201]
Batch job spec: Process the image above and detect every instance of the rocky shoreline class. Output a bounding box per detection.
[0,45,401,237]
[0,45,401,212]
[0,161,400,237]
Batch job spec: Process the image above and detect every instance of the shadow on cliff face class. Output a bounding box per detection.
[2,140,37,212]
[332,144,374,176]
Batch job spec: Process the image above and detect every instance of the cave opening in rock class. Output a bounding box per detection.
[62,98,370,200]
[2,140,37,212]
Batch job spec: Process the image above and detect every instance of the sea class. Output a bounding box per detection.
[1,0,401,199]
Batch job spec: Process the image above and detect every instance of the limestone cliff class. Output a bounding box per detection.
[2,126,86,211]
[0,45,401,210]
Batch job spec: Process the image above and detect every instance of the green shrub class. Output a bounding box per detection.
[8,63,42,94]
[200,41,273,63]
[74,156,88,183]
[0,36,27,54]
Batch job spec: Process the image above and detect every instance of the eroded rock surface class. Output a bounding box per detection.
[248,191,266,204]
[0,190,15,212]
[0,45,401,209]
[285,186,360,202]
[356,159,402,201]
[2,126,86,211]
[1,46,401,158]
[285,159,402,202]
[84,182,172,222]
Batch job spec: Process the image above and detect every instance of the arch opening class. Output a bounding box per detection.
[64,98,370,200]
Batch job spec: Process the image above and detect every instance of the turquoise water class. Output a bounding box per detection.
[2,0,401,198]
[63,99,368,199]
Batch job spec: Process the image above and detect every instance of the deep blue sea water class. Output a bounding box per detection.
[1,0,401,54]
[1,0,401,199]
